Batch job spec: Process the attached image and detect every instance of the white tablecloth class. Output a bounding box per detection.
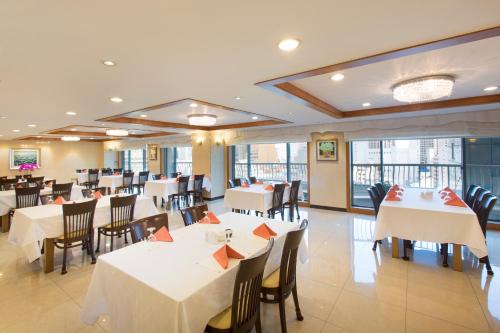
[144,177,212,199]
[0,185,85,216]
[98,174,153,192]
[223,184,291,212]
[374,189,487,258]
[81,212,307,333]
[75,171,102,184]
[8,195,158,262]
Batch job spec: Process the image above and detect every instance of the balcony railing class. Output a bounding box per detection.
[352,163,463,208]
[176,162,192,176]
[234,162,308,200]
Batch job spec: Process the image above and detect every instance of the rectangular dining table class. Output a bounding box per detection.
[374,188,487,271]
[223,183,293,213]
[8,194,158,272]
[81,212,308,333]
[98,173,153,192]
[143,177,212,204]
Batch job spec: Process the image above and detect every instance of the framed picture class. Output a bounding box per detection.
[148,144,158,161]
[9,148,41,170]
[316,139,338,161]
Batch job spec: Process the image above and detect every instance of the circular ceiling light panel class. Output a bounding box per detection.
[106,129,129,137]
[392,75,454,103]
[110,97,123,103]
[102,60,116,66]
[330,73,344,81]
[187,114,217,126]
[278,39,300,51]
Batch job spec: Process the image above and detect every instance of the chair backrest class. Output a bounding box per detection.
[367,186,381,216]
[15,186,41,209]
[177,176,190,195]
[233,178,242,187]
[374,182,386,199]
[476,194,498,235]
[62,199,98,243]
[288,180,301,204]
[472,188,491,214]
[152,174,162,180]
[228,180,235,188]
[169,172,180,178]
[229,238,274,333]
[180,206,200,226]
[0,178,18,191]
[53,183,73,201]
[101,168,112,176]
[195,203,208,218]
[138,171,149,185]
[113,168,123,175]
[81,189,92,198]
[110,194,137,230]
[122,172,135,187]
[88,169,99,182]
[129,213,169,243]
[249,176,257,184]
[0,176,7,181]
[278,220,308,294]
[465,184,480,207]
[40,194,56,205]
[271,184,286,210]
[194,174,204,193]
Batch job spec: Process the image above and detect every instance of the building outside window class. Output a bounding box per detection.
[162,146,193,175]
[122,149,147,173]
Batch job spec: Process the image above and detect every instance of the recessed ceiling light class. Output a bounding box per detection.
[484,86,498,92]
[71,128,77,131]
[252,116,258,120]
[106,129,129,137]
[188,114,217,126]
[102,60,116,67]
[27,124,37,128]
[0,134,3,137]
[61,136,80,142]
[278,39,300,51]
[36,136,42,138]
[140,114,148,118]
[235,96,241,100]
[110,97,123,103]
[89,138,95,140]
[331,73,345,81]
[12,129,20,133]
[362,102,371,107]
[0,116,6,119]
[65,111,77,116]
[189,103,198,108]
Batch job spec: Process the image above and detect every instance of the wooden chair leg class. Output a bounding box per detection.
[124,231,128,244]
[296,204,300,219]
[372,241,378,251]
[95,230,101,252]
[484,256,494,275]
[89,235,97,264]
[61,246,68,275]
[278,298,288,333]
[255,307,262,333]
[442,243,449,267]
[110,234,114,252]
[292,285,304,321]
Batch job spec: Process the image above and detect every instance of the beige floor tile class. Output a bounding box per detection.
[261,303,326,333]
[298,256,350,288]
[327,290,405,333]
[321,323,353,333]
[406,310,484,333]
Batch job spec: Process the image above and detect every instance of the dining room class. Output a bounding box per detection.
[1,1,500,333]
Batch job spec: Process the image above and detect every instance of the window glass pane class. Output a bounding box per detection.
[289,142,308,200]
[129,149,145,173]
[175,146,192,175]
[351,141,382,208]
[233,145,248,179]
[250,143,287,180]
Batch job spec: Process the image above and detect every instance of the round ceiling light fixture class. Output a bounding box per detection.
[278,39,300,51]
[61,136,80,142]
[392,75,454,103]
[102,60,116,67]
[110,97,123,103]
[330,73,344,81]
[188,114,217,126]
[106,129,129,137]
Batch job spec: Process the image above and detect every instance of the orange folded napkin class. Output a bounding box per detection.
[264,184,274,191]
[255,180,263,184]
[253,223,277,240]
[213,244,245,269]
[154,226,173,242]
[391,184,404,192]
[191,176,194,180]
[241,182,250,188]
[385,195,402,201]
[440,191,450,199]
[114,172,120,176]
[54,196,64,205]
[444,197,467,207]
[160,175,167,180]
[440,186,453,193]
[207,212,221,224]
[94,191,102,199]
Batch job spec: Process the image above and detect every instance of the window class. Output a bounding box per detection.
[162,146,193,175]
[351,138,463,208]
[122,149,147,172]
[230,142,309,201]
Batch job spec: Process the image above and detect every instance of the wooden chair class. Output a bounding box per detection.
[368,186,382,251]
[283,180,301,221]
[129,213,169,243]
[40,194,56,205]
[96,194,137,252]
[464,184,480,207]
[81,189,92,198]
[228,180,235,189]
[152,174,163,180]
[0,178,18,191]
[169,172,180,178]
[260,221,308,333]
[189,174,205,204]
[206,239,274,333]
[53,183,73,201]
[171,176,190,208]
[233,178,242,187]
[374,182,386,199]
[267,184,286,220]
[133,171,150,194]
[30,176,45,188]
[472,189,491,214]
[249,176,257,184]
[113,168,123,175]
[180,203,208,226]
[15,186,41,209]
[53,200,98,274]
[82,169,99,189]
[115,172,134,194]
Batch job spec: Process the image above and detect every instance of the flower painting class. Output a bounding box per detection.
[9,148,41,170]
[316,139,338,161]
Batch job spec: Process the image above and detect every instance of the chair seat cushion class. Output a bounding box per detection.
[207,306,231,329]
[262,269,279,288]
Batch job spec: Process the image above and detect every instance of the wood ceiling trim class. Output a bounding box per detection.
[48,130,176,138]
[343,94,500,118]
[16,136,108,142]
[256,26,500,119]
[209,119,288,130]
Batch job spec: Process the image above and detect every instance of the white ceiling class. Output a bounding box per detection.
[1,1,500,140]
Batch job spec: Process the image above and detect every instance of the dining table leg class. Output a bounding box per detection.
[1,214,9,232]
[392,237,399,258]
[44,238,55,273]
[452,243,462,272]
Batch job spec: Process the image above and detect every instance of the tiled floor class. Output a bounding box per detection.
[0,199,499,333]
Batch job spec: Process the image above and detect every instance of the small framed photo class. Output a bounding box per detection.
[148,144,158,161]
[10,148,41,170]
[316,139,338,161]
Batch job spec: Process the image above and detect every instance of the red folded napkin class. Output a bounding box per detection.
[213,244,245,269]
[114,172,120,176]
[444,197,467,207]
[241,182,250,188]
[154,226,173,242]
[391,184,404,192]
[54,196,64,205]
[255,180,263,185]
[253,223,277,240]
[94,191,102,199]
[385,195,402,201]
[264,185,274,191]
[440,186,453,193]
[207,212,221,224]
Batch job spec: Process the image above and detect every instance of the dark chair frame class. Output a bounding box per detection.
[129,213,169,243]
[267,184,286,220]
[52,183,74,201]
[283,180,301,221]
[133,171,150,194]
